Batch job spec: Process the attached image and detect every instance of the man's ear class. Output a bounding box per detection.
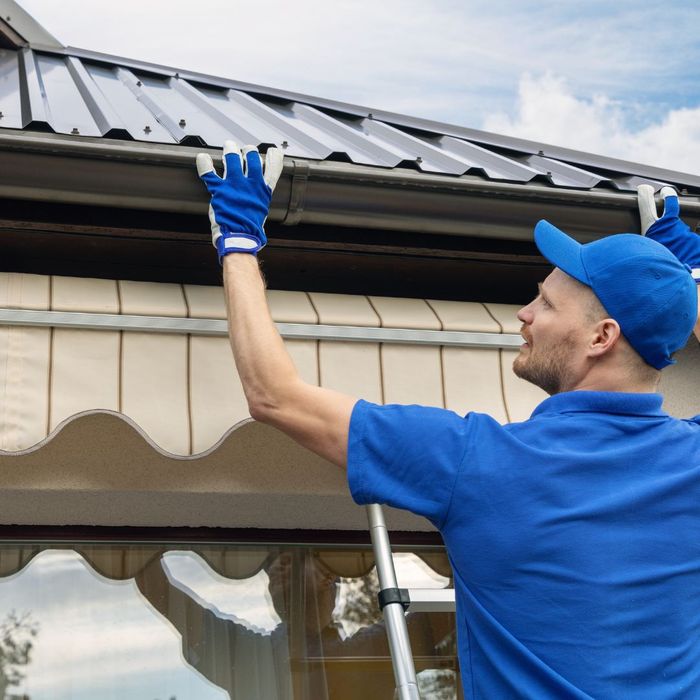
[589,318,621,358]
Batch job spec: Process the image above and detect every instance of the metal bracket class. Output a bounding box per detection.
[378,587,411,612]
[282,159,309,225]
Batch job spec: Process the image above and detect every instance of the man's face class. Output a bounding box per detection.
[513,269,594,395]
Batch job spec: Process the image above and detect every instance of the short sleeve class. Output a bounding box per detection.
[347,400,474,529]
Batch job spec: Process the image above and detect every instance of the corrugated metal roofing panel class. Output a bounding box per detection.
[437,135,541,181]
[0,49,22,128]
[85,63,174,142]
[519,154,613,189]
[17,47,47,127]
[0,46,697,194]
[171,83,261,146]
[34,53,104,136]
[271,102,400,166]
[353,118,470,174]
[116,67,188,142]
[64,56,128,136]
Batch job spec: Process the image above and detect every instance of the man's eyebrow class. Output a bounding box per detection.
[537,282,553,304]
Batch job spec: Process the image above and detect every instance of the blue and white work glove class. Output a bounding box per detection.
[638,184,700,284]
[196,142,284,262]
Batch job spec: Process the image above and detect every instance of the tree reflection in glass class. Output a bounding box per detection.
[0,610,38,698]
[332,553,450,640]
[0,550,227,700]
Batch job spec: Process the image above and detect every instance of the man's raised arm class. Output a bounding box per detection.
[638,186,700,344]
[197,143,357,468]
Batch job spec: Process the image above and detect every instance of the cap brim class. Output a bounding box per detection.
[534,220,589,285]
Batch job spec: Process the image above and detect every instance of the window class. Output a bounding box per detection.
[0,541,460,699]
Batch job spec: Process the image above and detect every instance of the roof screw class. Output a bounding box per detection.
[175,72,180,79]
[71,127,79,135]
[416,156,423,164]
[681,188,688,195]
[178,118,186,127]
[281,140,289,149]
[538,150,544,156]
[368,112,374,119]
[546,170,552,177]
[136,80,142,87]
[0,112,3,119]
[144,125,152,134]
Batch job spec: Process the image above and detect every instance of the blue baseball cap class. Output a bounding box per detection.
[534,220,698,369]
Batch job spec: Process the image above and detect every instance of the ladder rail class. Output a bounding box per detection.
[366,503,421,700]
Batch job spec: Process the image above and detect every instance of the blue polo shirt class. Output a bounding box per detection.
[348,391,700,699]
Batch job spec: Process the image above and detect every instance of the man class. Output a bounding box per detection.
[197,143,700,698]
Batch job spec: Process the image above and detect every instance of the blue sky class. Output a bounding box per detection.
[15,0,700,173]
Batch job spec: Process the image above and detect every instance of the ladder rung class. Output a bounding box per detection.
[406,588,456,613]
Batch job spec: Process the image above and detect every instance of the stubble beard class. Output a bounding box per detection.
[512,332,577,396]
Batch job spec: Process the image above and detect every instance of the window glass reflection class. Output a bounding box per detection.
[161,551,282,636]
[331,553,449,641]
[0,549,226,700]
[0,543,459,700]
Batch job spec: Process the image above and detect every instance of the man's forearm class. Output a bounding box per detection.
[222,254,300,417]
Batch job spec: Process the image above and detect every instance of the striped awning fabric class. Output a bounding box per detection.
[0,271,547,456]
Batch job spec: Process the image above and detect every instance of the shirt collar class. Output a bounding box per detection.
[531,391,667,419]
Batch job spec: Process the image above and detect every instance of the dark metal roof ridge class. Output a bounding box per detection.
[14,43,696,190]
[0,16,25,48]
[0,0,63,49]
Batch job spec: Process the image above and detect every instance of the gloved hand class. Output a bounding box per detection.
[196,141,284,262]
[638,184,700,283]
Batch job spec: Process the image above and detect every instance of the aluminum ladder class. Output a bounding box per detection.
[366,503,457,700]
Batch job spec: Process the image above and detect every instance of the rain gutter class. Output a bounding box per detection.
[0,130,698,242]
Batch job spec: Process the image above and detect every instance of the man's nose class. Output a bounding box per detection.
[517,303,533,324]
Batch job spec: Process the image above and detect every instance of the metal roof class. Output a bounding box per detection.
[1,43,699,194]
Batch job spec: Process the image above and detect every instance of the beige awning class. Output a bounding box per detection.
[0,272,551,454]
[1,271,698,529]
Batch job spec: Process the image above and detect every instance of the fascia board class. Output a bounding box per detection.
[0,130,698,243]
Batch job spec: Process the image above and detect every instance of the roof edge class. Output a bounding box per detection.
[2,130,699,244]
[0,0,62,49]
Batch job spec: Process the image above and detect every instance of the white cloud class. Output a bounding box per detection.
[16,0,700,130]
[484,73,700,175]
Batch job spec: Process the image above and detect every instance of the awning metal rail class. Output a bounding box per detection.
[0,308,523,349]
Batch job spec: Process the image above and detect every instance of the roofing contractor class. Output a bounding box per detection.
[197,143,700,699]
